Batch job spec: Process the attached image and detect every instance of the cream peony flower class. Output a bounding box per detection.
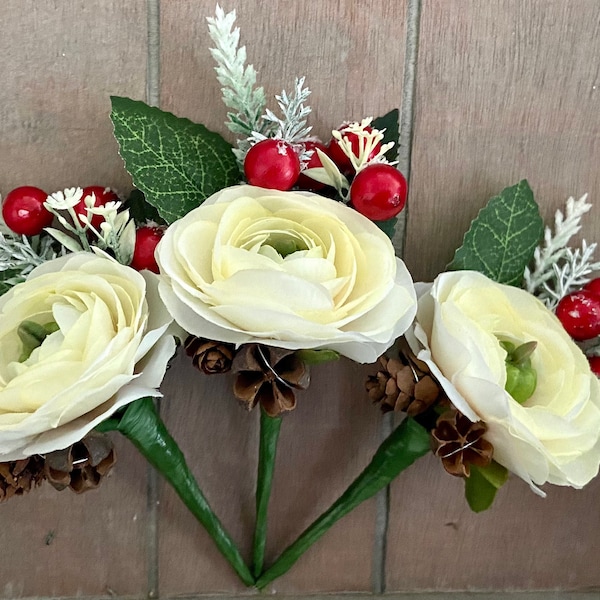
[406,270,600,494]
[156,185,416,363]
[0,253,178,461]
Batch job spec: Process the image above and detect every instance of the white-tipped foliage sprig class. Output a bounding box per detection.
[207,5,271,163]
[303,119,395,201]
[524,194,600,309]
[257,77,313,145]
[44,188,135,265]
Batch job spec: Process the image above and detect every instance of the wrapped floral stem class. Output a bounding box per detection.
[255,417,430,589]
[104,397,255,587]
[252,409,282,577]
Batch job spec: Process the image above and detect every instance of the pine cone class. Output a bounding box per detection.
[232,344,310,417]
[185,336,236,374]
[431,410,493,477]
[366,339,443,417]
[44,432,116,493]
[0,456,45,502]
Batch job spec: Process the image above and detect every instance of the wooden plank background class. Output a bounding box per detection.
[0,0,599,597]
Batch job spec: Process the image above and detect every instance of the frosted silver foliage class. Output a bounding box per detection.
[524,194,600,309]
[207,5,270,162]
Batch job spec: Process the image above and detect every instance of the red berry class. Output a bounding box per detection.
[244,139,300,191]
[328,125,381,175]
[75,186,119,230]
[130,225,165,273]
[589,356,600,377]
[296,141,329,191]
[349,164,408,221]
[555,291,600,341]
[583,278,600,298]
[2,186,53,236]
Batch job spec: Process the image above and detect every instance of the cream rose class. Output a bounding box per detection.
[0,253,178,461]
[156,185,416,363]
[406,270,600,494]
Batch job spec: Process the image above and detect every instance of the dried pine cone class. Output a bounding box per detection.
[431,410,493,477]
[366,339,443,417]
[185,336,236,374]
[232,344,310,417]
[0,456,45,502]
[44,432,116,493]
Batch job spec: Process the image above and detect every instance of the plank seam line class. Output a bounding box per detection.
[146,1,161,598]
[373,0,422,594]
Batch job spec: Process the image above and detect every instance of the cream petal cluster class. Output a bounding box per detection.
[0,253,177,461]
[406,270,600,494]
[156,185,417,363]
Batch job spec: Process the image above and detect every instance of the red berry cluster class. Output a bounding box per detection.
[243,123,407,222]
[2,185,166,275]
[1,185,120,236]
[555,278,600,376]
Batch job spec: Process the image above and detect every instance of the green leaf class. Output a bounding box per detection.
[125,188,165,226]
[252,409,282,578]
[110,96,240,224]
[464,461,509,513]
[373,217,397,240]
[117,398,254,586]
[295,349,340,365]
[255,418,430,589]
[372,108,399,162]
[447,180,543,285]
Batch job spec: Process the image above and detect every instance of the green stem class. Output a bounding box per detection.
[252,409,282,578]
[114,398,254,587]
[255,417,430,589]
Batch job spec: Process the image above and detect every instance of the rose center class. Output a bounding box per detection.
[18,320,60,363]
[263,233,308,258]
[498,339,538,405]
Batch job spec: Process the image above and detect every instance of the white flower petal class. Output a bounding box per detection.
[156,185,416,362]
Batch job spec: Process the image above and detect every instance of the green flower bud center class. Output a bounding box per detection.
[18,320,59,363]
[264,233,308,258]
[499,339,538,405]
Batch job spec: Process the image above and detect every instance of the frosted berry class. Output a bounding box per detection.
[349,164,407,221]
[589,356,600,377]
[328,125,380,175]
[583,278,600,298]
[555,290,600,341]
[75,186,119,229]
[2,186,53,236]
[131,225,165,273]
[244,139,300,191]
[296,141,329,191]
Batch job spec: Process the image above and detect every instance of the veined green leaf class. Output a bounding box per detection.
[448,180,543,285]
[110,96,240,224]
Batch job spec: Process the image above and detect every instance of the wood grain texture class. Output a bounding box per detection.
[160,0,407,144]
[387,454,600,591]
[389,0,600,591]
[0,435,148,598]
[158,0,407,593]
[0,0,147,195]
[404,0,600,282]
[0,2,150,598]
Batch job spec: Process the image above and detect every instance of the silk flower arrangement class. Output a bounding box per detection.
[0,5,599,588]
